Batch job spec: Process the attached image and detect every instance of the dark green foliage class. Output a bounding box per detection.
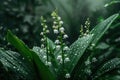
[6,30,56,80]
[0,48,35,80]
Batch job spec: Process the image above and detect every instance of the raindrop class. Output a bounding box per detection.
[43,56,47,59]
[86,41,89,43]
[3,37,6,41]
[74,54,77,56]
[10,57,13,60]
[91,43,95,47]
[19,61,22,64]
[7,42,11,46]
[76,45,79,47]
[13,66,16,69]
[17,68,20,71]
[104,4,108,7]
[91,34,94,36]
[118,70,120,73]
[0,26,3,30]
[115,37,120,42]
[40,49,43,53]
[92,57,97,62]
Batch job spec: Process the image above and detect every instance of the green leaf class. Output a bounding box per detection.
[104,1,120,7]
[92,58,120,80]
[0,48,35,80]
[32,46,46,63]
[47,38,58,68]
[33,46,58,72]
[66,34,93,73]
[31,50,56,80]
[33,38,58,68]
[90,14,119,46]
[47,38,55,52]
[99,75,120,80]
[69,14,119,80]
[96,42,109,49]
[6,30,33,63]
[6,30,56,80]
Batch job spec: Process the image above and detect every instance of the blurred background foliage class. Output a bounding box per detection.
[0,0,120,48]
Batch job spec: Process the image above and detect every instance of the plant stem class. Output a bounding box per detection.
[45,37,49,62]
[60,34,64,69]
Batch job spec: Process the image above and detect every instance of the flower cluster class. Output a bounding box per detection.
[40,16,50,65]
[51,11,70,60]
[51,11,70,78]
[39,11,92,78]
[80,18,90,37]
[40,11,71,78]
[40,16,49,48]
[51,11,69,49]
[85,18,90,34]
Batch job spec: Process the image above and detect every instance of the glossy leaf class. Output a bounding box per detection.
[70,14,119,80]
[7,30,33,63]
[0,48,34,80]
[90,14,119,46]
[66,34,93,73]
[92,58,120,80]
[7,30,56,80]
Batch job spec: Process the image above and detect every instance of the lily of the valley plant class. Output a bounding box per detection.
[0,11,119,80]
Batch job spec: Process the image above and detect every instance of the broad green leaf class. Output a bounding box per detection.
[7,30,33,63]
[99,75,120,80]
[6,30,56,80]
[109,75,120,80]
[0,48,35,80]
[56,34,93,80]
[90,14,119,46]
[33,46,46,63]
[70,14,119,80]
[31,50,56,80]
[111,23,120,29]
[104,1,120,7]
[96,42,109,49]
[92,58,120,80]
[33,37,56,63]
[47,38,59,68]
[66,34,93,73]
[33,38,58,68]
[33,46,58,69]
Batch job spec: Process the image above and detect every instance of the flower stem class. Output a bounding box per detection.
[60,34,64,69]
[45,37,49,62]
